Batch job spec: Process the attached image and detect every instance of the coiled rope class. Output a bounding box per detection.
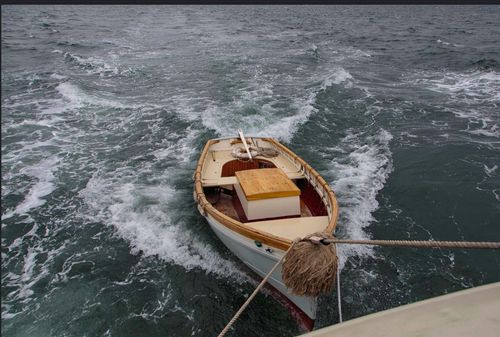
[231,146,279,160]
[254,146,279,158]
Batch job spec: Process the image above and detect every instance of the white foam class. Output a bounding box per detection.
[411,70,500,98]
[56,82,139,110]
[493,190,500,202]
[2,156,60,220]
[78,129,249,283]
[328,129,393,265]
[3,232,68,311]
[467,124,500,138]
[401,131,418,138]
[437,39,451,46]
[321,68,353,89]
[63,52,120,77]
[407,70,499,139]
[6,81,153,120]
[16,248,37,299]
[436,39,463,48]
[200,67,353,143]
[431,120,449,127]
[165,94,207,122]
[80,174,247,282]
[484,164,498,177]
[1,312,21,320]
[50,73,66,80]
[332,46,372,61]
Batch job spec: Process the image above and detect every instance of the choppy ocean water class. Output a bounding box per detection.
[2,5,499,337]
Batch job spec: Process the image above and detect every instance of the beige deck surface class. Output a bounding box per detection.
[245,216,329,240]
[300,282,500,337]
[201,176,238,187]
[201,145,303,187]
[235,168,301,200]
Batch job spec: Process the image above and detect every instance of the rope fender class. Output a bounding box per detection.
[218,233,500,336]
[282,232,500,298]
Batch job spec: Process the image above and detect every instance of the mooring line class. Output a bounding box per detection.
[219,236,499,336]
[311,238,500,250]
[336,244,342,323]
[217,240,298,337]
[320,239,500,249]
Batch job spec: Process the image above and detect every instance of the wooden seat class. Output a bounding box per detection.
[245,216,329,240]
[235,168,301,201]
[202,176,238,187]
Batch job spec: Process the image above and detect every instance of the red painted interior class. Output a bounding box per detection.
[206,176,327,221]
[221,159,276,177]
[295,179,327,216]
[231,190,248,222]
[231,190,302,223]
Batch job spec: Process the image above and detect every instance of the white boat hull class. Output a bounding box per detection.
[194,136,340,330]
[205,212,318,321]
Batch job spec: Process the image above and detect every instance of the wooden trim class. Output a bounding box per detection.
[194,138,339,250]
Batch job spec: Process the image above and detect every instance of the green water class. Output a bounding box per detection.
[2,5,499,337]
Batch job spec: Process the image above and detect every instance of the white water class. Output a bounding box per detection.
[328,129,394,265]
[77,131,250,283]
[407,69,500,140]
[1,53,377,308]
[200,67,353,142]
[1,156,60,220]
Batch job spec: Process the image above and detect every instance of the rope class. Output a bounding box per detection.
[315,238,500,250]
[335,244,342,323]
[254,146,279,158]
[218,237,498,336]
[217,241,298,337]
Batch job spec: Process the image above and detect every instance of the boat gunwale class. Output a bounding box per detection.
[194,137,339,250]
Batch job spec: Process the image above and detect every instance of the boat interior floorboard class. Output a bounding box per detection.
[207,190,313,223]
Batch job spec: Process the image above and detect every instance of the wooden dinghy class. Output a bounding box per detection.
[193,131,339,329]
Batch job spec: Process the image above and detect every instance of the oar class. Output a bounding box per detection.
[238,129,253,161]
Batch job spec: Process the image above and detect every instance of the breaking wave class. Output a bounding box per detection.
[77,132,249,283]
[328,129,394,264]
[1,157,60,221]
